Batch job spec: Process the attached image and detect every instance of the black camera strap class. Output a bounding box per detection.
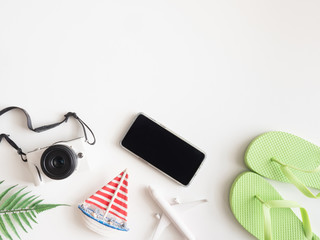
[0,106,96,162]
[0,134,27,162]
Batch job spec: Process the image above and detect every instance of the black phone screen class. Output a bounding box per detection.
[121,114,205,186]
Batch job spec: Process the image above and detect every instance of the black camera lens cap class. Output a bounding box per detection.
[40,144,78,180]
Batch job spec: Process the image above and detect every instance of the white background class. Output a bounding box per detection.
[0,0,320,239]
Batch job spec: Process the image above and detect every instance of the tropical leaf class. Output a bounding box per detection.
[3,215,20,240]
[0,216,12,240]
[16,195,38,209]
[0,185,17,203]
[25,212,37,224]
[30,211,36,219]
[6,192,31,211]
[17,213,31,230]
[11,214,26,234]
[0,188,26,210]
[0,181,68,239]
[34,204,66,214]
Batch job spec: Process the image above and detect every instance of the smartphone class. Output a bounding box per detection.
[120,113,205,186]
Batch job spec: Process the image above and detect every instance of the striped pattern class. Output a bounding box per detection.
[86,170,128,221]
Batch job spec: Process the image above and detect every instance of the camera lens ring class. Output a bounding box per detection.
[40,144,78,180]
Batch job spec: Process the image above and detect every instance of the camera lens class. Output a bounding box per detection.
[41,144,78,180]
[52,157,65,168]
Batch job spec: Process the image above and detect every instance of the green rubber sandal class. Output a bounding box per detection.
[245,131,320,198]
[229,172,319,240]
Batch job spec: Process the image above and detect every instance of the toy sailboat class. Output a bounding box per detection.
[78,169,129,236]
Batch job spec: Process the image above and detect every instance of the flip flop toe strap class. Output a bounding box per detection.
[271,158,320,198]
[255,195,313,240]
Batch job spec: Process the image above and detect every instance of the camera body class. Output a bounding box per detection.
[27,137,89,186]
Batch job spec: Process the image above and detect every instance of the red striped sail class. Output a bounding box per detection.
[85,170,128,221]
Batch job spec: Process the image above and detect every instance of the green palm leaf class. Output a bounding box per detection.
[17,213,31,230]
[30,211,36,219]
[6,192,31,211]
[34,204,67,214]
[0,181,68,239]
[16,195,38,209]
[25,212,37,224]
[11,214,26,234]
[0,188,26,210]
[0,185,17,203]
[3,215,20,240]
[0,216,12,240]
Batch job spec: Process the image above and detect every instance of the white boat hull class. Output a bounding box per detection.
[80,211,126,237]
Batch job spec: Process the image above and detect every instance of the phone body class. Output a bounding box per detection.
[120,113,205,186]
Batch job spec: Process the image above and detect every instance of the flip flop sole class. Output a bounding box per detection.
[229,172,319,240]
[245,131,320,189]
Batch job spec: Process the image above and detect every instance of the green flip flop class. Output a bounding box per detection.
[245,131,320,198]
[229,172,319,240]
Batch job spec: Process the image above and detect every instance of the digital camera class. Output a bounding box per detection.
[26,137,89,186]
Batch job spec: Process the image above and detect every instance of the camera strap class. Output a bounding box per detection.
[0,133,27,162]
[0,106,96,162]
